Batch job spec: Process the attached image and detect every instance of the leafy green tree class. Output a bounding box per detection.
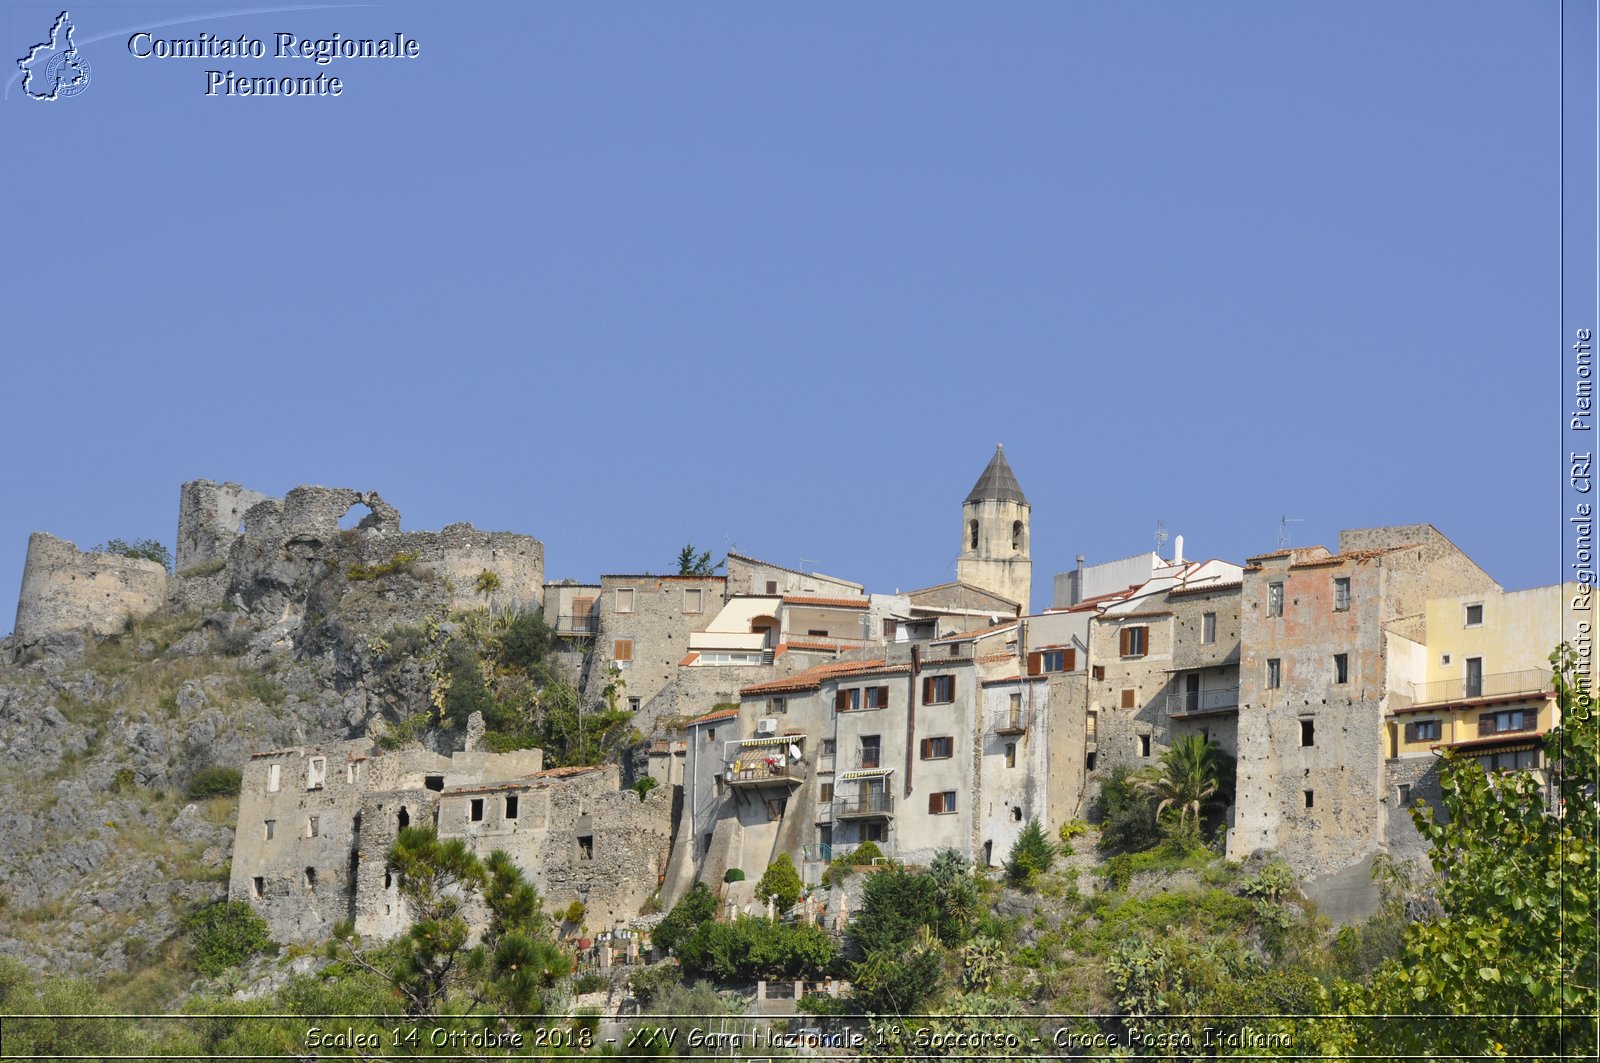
[440,640,495,728]
[755,853,804,913]
[652,882,719,957]
[95,537,174,572]
[183,765,243,800]
[675,544,716,576]
[1135,734,1227,836]
[1355,645,1599,1057]
[1091,765,1163,854]
[1004,817,1055,887]
[182,900,273,976]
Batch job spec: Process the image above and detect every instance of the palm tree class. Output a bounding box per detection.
[1136,734,1223,835]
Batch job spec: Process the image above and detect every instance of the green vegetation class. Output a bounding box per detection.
[181,901,273,976]
[346,550,420,582]
[722,867,745,883]
[1004,817,1055,887]
[630,775,658,801]
[675,544,716,576]
[94,537,174,572]
[182,766,242,801]
[754,853,803,912]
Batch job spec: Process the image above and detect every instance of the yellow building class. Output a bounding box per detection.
[1388,583,1589,770]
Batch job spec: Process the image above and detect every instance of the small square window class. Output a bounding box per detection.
[1267,658,1282,689]
[1120,688,1136,709]
[1333,578,1351,612]
[1138,734,1151,758]
[577,835,594,861]
[304,867,317,890]
[683,588,703,613]
[469,798,484,822]
[923,675,955,705]
[307,815,320,838]
[615,588,635,613]
[772,697,787,714]
[1120,626,1148,658]
[1465,603,1484,626]
[251,876,264,899]
[1300,719,1315,747]
[306,757,326,791]
[613,638,633,663]
[628,696,641,712]
[1397,783,1412,805]
[883,619,898,638]
[266,763,281,793]
[1407,719,1441,743]
[919,736,954,760]
[928,791,957,814]
[1268,582,1284,618]
[819,782,833,803]
[1333,653,1349,685]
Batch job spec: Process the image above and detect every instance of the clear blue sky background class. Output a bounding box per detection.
[0,3,1577,634]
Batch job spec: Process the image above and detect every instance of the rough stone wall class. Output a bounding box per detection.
[393,525,543,615]
[584,577,727,710]
[1228,553,1388,884]
[957,498,1032,614]
[13,532,168,641]
[725,555,863,598]
[435,765,673,935]
[976,678,1048,868]
[175,480,272,575]
[1383,756,1443,869]
[1044,672,1093,822]
[1165,586,1243,758]
[1082,611,1175,786]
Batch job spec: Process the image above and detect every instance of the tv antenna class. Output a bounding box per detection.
[1278,516,1305,550]
[1154,520,1169,555]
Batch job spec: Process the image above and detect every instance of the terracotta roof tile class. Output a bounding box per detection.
[688,707,741,726]
[740,658,906,696]
[535,764,604,779]
[933,620,1018,643]
[782,595,870,609]
[977,651,1016,664]
[1166,580,1243,598]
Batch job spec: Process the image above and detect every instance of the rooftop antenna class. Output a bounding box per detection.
[1154,520,1169,556]
[1278,516,1305,550]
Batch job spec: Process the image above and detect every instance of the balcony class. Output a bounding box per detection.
[833,792,895,819]
[1166,687,1241,717]
[554,614,599,638]
[724,760,801,788]
[1411,669,1550,707]
[991,707,1030,735]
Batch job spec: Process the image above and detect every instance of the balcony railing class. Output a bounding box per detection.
[833,793,894,819]
[724,761,800,786]
[554,615,599,637]
[1411,669,1549,707]
[1165,687,1241,717]
[991,708,1030,735]
[802,842,833,863]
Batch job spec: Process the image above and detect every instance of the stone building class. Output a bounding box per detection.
[956,446,1032,614]
[12,531,168,642]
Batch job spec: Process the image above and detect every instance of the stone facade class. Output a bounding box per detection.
[585,575,728,712]
[956,446,1032,614]
[13,532,168,641]
[725,554,864,599]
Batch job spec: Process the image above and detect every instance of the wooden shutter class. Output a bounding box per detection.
[834,689,849,713]
[922,677,935,703]
[876,686,889,707]
[1027,652,1042,676]
[1121,689,1135,709]
[1092,665,1106,680]
[1119,629,1131,656]
[1478,715,1494,737]
[613,639,632,662]
[919,738,931,759]
[1404,722,1418,743]
[1064,649,1076,672]
[928,792,939,814]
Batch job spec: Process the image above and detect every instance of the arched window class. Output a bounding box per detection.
[1012,520,1024,551]
[969,520,979,550]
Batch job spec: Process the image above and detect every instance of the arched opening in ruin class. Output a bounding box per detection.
[397,807,410,831]
[338,503,375,531]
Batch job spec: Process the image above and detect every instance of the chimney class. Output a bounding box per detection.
[1173,535,1184,564]
[1074,555,1085,605]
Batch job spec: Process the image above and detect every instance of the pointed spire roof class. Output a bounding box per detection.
[965,444,1027,505]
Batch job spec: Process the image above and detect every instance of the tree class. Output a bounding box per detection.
[675,544,716,576]
[755,853,804,913]
[1090,765,1163,855]
[94,537,173,573]
[1004,817,1055,887]
[182,901,273,976]
[1135,734,1225,837]
[652,882,718,957]
[1353,645,1598,1058]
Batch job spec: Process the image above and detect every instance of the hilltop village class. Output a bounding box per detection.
[6,450,1581,946]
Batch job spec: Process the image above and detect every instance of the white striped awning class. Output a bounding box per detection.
[839,768,893,781]
[738,734,803,749]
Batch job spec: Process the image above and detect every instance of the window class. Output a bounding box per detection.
[771,697,787,714]
[1267,658,1282,689]
[1333,653,1349,685]
[1086,751,1097,771]
[836,688,860,712]
[1120,688,1136,709]
[577,835,594,860]
[865,686,890,709]
[1092,665,1106,680]
[505,794,519,819]
[819,782,833,803]
[263,820,276,841]
[628,696,641,712]
[1479,709,1533,736]
[266,763,280,793]
[469,798,484,822]
[425,774,444,792]
[920,736,954,760]
[251,876,264,899]
[1477,748,1539,771]
[1268,583,1284,617]
[613,638,633,663]
[1202,612,1217,644]
[1041,649,1068,672]
[307,757,326,790]
[683,588,703,613]
[923,675,955,704]
[304,867,317,890]
[883,619,898,638]
[347,761,360,785]
[859,735,881,769]
[1012,521,1024,551]
[705,727,715,745]
[1303,790,1314,809]
[969,520,979,549]
[1334,578,1351,612]
[928,791,957,814]
[307,815,320,838]
[1138,734,1151,758]
[1119,626,1148,658]
[1465,603,1484,627]
[397,807,410,830]
[1005,741,1016,768]
[1442,653,1452,666]
[615,588,635,613]
[1300,719,1315,747]
[1465,657,1483,698]
[1397,783,1412,805]
[1405,719,1442,743]
[765,580,778,594]
[821,738,836,756]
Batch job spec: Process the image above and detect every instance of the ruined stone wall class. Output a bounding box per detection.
[391,525,543,615]
[175,480,272,575]
[13,532,168,641]
[584,577,727,710]
[1044,672,1093,822]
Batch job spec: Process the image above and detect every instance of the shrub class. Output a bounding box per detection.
[652,883,718,956]
[560,901,586,924]
[182,900,272,976]
[723,868,745,883]
[1058,818,1091,854]
[1091,765,1163,855]
[755,854,804,912]
[1104,853,1134,892]
[346,551,419,582]
[1005,818,1055,887]
[631,776,658,802]
[94,538,173,573]
[573,972,608,995]
[110,768,137,794]
[184,766,242,801]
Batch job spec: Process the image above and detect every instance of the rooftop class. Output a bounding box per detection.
[965,444,1028,505]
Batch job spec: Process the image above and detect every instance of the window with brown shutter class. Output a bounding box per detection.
[834,689,849,713]
[1027,652,1042,676]
[613,639,633,662]
[1092,665,1106,680]
[1120,689,1135,709]
[923,675,954,704]
[1064,648,1076,672]
[865,686,889,709]
[1119,629,1130,656]
[1120,626,1148,658]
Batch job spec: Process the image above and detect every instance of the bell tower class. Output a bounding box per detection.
[956,444,1031,614]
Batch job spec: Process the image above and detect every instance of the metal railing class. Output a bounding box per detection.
[834,792,894,818]
[802,842,834,862]
[1165,687,1241,716]
[1411,669,1549,706]
[991,708,1030,734]
[724,761,797,784]
[554,614,599,636]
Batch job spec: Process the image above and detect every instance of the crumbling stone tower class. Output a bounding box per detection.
[956,445,1032,614]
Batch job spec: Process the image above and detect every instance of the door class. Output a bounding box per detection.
[1465,657,1483,699]
[1184,673,1201,713]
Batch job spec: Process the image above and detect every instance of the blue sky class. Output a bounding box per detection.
[1,3,1587,633]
